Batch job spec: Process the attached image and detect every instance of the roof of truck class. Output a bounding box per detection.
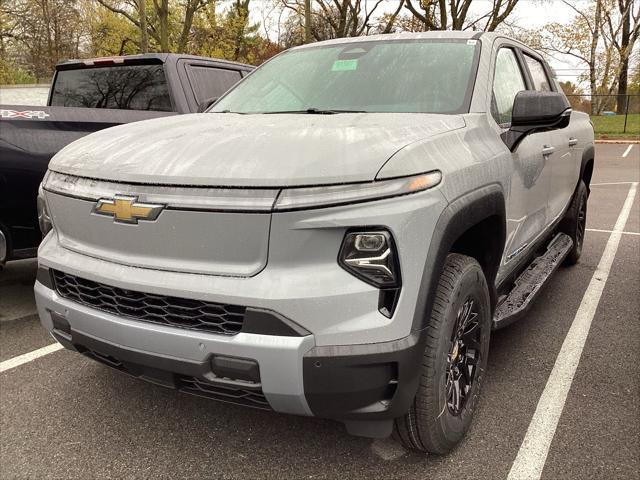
[56,53,253,71]
[291,31,524,50]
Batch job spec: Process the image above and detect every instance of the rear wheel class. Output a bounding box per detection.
[560,180,588,266]
[394,253,491,454]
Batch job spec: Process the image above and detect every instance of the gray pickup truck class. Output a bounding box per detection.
[34,32,594,454]
[0,53,252,266]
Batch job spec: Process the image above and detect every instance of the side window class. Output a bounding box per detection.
[524,54,551,91]
[186,65,242,104]
[491,48,526,126]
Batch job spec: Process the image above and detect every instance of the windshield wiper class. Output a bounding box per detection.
[264,108,367,115]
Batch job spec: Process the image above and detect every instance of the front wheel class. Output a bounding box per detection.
[395,253,491,454]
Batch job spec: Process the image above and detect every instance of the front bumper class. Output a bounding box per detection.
[36,275,425,436]
[36,279,314,416]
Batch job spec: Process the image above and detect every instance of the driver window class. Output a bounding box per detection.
[491,48,526,126]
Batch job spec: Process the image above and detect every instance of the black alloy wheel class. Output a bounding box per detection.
[576,194,587,253]
[446,297,482,416]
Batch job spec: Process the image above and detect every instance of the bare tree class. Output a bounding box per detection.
[304,0,311,42]
[153,0,169,51]
[94,0,212,52]
[381,0,405,34]
[281,0,390,42]
[603,0,640,112]
[515,0,640,114]
[403,0,519,31]
[138,0,148,52]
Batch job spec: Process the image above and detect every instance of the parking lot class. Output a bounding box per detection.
[0,143,638,479]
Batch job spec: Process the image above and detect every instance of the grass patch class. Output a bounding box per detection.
[590,113,640,139]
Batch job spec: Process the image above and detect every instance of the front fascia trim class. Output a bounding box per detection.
[44,170,442,214]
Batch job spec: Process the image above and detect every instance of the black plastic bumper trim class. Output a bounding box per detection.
[303,331,426,421]
[242,308,310,337]
[36,265,53,289]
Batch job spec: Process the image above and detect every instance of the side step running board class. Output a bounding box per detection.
[493,233,573,329]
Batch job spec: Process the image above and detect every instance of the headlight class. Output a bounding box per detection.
[274,171,441,211]
[339,230,400,289]
[37,184,52,236]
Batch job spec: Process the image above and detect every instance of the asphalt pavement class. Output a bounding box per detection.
[0,143,638,479]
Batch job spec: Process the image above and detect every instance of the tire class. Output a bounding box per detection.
[394,253,491,454]
[0,222,11,267]
[559,180,588,266]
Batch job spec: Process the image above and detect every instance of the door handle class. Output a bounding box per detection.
[542,145,555,156]
[568,138,578,147]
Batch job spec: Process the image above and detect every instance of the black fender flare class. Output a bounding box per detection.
[579,144,595,193]
[411,184,506,332]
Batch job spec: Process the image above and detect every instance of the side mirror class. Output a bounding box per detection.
[197,97,218,113]
[502,91,571,151]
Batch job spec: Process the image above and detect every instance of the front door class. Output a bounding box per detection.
[491,47,552,272]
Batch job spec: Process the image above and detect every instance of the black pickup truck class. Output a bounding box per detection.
[0,53,253,266]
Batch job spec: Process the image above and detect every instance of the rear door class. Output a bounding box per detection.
[522,53,578,221]
[492,46,553,268]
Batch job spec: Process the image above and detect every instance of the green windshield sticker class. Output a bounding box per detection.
[331,59,358,71]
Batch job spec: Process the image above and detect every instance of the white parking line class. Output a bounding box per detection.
[507,181,638,480]
[0,342,63,373]
[621,144,633,158]
[586,228,640,236]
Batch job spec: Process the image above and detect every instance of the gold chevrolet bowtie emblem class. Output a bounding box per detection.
[92,195,164,224]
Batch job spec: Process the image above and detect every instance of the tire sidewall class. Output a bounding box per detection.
[433,262,491,443]
[0,222,11,265]
[573,186,588,256]
[562,181,588,264]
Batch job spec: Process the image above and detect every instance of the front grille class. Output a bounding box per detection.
[52,270,245,335]
[178,376,271,410]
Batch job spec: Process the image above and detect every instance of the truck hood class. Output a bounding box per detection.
[49,112,465,187]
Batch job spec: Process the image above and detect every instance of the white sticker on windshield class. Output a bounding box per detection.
[467,39,478,45]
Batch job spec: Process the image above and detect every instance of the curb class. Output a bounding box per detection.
[595,139,640,144]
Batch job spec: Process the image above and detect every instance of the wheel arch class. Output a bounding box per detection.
[580,145,595,194]
[411,184,506,332]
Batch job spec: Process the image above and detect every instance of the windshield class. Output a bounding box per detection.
[50,64,172,112]
[212,40,478,114]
